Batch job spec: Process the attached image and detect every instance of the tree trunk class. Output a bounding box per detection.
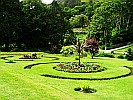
[78,52,80,66]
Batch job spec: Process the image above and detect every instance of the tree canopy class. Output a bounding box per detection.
[0,0,133,52]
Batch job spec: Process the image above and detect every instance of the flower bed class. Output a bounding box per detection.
[53,62,106,73]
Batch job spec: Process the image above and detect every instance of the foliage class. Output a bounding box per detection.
[0,0,21,51]
[58,0,81,7]
[96,53,115,58]
[75,57,79,60]
[60,46,75,56]
[82,51,88,57]
[0,0,74,52]
[74,31,88,42]
[117,54,125,59]
[81,85,90,91]
[69,14,89,28]
[63,31,77,46]
[0,0,133,53]
[126,48,133,61]
[84,38,99,59]
[88,0,133,47]
[100,45,106,50]
[74,87,81,91]
[80,85,96,93]
[7,59,14,63]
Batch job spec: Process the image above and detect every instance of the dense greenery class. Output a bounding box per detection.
[0,0,75,52]
[0,0,133,52]
[126,48,133,61]
[88,0,133,47]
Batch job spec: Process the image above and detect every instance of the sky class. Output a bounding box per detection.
[42,0,53,4]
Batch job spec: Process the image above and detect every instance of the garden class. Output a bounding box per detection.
[1,0,133,100]
[0,50,133,100]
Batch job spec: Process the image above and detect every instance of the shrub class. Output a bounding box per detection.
[74,85,96,93]
[60,46,75,56]
[75,57,79,60]
[7,60,14,63]
[81,85,96,93]
[111,51,115,54]
[74,87,81,91]
[126,48,133,61]
[82,51,88,57]
[96,53,115,58]
[117,54,125,59]
[100,45,105,50]
[81,85,90,91]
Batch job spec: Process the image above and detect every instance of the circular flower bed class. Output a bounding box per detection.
[53,62,106,73]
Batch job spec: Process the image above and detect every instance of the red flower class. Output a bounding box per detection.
[58,64,63,68]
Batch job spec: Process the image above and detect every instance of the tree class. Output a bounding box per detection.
[74,38,99,66]
[0,0,21,51]
[57,0,81,7]
[69,14,89,28]
[75,38,85,66]
[84,38,99,59]
[88,0,133,48]
[48,0,75,52]
[19,0,47,51]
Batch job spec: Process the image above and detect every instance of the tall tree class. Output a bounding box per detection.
[88,0,133,48]
[0,0,21,51]
[57,0,81,7]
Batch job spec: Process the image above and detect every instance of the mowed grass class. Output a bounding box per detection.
[0,52,133,100]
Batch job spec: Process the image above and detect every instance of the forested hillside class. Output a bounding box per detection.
[0,0,133,52]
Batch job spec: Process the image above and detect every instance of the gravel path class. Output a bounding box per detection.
[100,44,133,54]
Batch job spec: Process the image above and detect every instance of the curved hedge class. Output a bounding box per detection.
[41,66,132,80]
[24,62,133,80]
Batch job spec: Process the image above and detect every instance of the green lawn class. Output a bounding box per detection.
[0,52,133,100]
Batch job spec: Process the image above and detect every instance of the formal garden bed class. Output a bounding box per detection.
[19,53,40,59]
[53,62,106,73]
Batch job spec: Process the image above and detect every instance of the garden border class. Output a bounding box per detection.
[24,62,133,80]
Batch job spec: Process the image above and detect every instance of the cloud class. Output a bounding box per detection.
[42,0,53,4]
